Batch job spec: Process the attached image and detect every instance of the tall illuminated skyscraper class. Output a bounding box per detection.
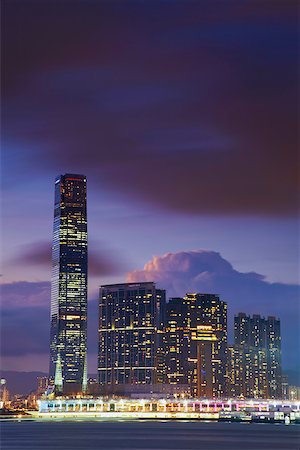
[49,174,88,393]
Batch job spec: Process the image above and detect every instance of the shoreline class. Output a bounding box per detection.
[1,414,299,425]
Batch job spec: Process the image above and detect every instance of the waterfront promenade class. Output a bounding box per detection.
[35,397,300,423]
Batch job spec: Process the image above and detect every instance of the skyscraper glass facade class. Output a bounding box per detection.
[266,316,282,398]
[98,282,165,386]
[164,293,227,398]
[49,174,88,390]
[164,298,190,385]
[231,313,282,399]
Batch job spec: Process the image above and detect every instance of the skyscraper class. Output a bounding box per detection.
[266,316,282,398]
[164,293,228,398]
[187,293,228,398]
[98,282,165,388]
[232,313,268,398]
[164,298,190,385]
[49,174,88,393]
[37,376,49,395]
[232,313,282,399]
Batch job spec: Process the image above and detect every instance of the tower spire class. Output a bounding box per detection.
[82,353,88,394]
[54,352,63,393]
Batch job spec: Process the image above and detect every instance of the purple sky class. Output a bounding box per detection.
[1,0,299,377]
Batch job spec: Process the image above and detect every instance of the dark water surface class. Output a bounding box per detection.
[1,420,299,450]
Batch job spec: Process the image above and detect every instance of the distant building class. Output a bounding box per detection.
[0,379,10,406]
[49,174,88,394]
[26,392,38,409]
[288,385,300,401]
[267,316,282,398]
[164,294,227,398]
[98,282,166,389]
[226,345,236,398]
[281,374,289,400]
[231,313,282,399]
[37,376,49,395]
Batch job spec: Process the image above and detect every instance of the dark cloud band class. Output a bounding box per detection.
[8,241,125,277]
[2,0,298,216]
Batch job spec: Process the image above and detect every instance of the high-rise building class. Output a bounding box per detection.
[232,313,282,399]
[164,293,227,398]
[226,345,236,398]
[187,293,227,398]
[266,316,282,398]
[0,379,10,406]
[288,385,300,401]
[281,374,289,400]
[232,313,268,398]
[164,298,190,385]
[37,376,49,395]
[98,282,165,388]
[49,174,88,393]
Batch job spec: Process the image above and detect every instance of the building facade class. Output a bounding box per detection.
[37,376,49,395]
[164,293,228,398]
[289,386,300,401]
[49,174,88,393]
[231,313,282,399]
[0,379,10,406]
[188,293,227,398]
[98,282,165,388]
[266,316,282,398]
[281,375,289,400]
[164,298,190,385]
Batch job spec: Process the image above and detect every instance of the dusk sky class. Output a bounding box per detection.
[1,1,299,377]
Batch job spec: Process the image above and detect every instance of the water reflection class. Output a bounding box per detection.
[1,421,299,450]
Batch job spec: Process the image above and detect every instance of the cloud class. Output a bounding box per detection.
[2,0,298,216]
[0,281,50,309]
[10,241,125,277]
[89,248,126,277]
[127,250,300,370]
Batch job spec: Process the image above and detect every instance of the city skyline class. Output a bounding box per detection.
[1,3,299,450]
[1,172,289,399]
[1,0,298,387]
[1,171,299,381]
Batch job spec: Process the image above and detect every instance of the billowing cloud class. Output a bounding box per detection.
[3,0,298,216]
[9,241,126,277]
[127,250,300,371]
